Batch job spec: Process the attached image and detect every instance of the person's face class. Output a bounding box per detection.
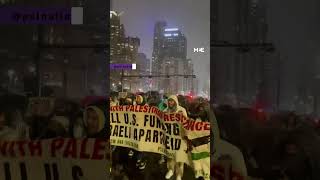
[86,109,99,135]
[136,96,143,105]
[168,99,176,108]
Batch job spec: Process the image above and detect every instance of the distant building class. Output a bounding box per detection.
[185,59,197,94]
[137,53,150,74]
[152,21,167,75]
[161,28,187,59]
[110,11,140,92]
[151,23,188,94]
[135,53,150,92]
[159,57,182,94]
[110,11,125,60]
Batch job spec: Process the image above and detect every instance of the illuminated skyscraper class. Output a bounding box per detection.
[152,21,167,75]
[110,11,125,60]
[162,28,187,59]
[110,11,140,91]
[151,22,188,93]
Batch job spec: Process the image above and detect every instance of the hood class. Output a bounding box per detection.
[136,95,143,100]
[168,95,179,107]
[136,95,145,105]
[165,95,188,117]
[83,106,106,132]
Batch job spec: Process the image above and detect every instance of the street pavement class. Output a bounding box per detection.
[125,152,197,180]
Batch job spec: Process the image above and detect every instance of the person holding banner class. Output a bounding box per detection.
[186,100,211,180]
[163,95,189,180]
[122,96,137,159]
[134,94,148,170]
[110,96,119,106]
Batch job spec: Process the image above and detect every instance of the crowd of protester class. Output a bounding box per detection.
[0,94,108,141]
[110,91,211,180]
[2,91,320,180]
[111,91,320,180]
[214,105,320,180]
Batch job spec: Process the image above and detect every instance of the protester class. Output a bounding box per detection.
[83,106,107,138]
[110,96,119,106]
[162,95,189,180]
[134,94,148,170]
[278,136,312,180]
[4,90,318,180]
[211,104,248,179]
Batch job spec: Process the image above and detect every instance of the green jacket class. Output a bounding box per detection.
[158,100,167,111]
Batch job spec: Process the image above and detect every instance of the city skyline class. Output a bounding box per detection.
[112,0,210,93]
[110,10,197,94]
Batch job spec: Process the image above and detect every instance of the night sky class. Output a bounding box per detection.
[112,0,210,92]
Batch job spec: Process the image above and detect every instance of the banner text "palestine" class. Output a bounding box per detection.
[110,105,211,131]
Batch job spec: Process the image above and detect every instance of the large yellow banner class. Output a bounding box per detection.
[110,105,211,178]
[0,138,110,180]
